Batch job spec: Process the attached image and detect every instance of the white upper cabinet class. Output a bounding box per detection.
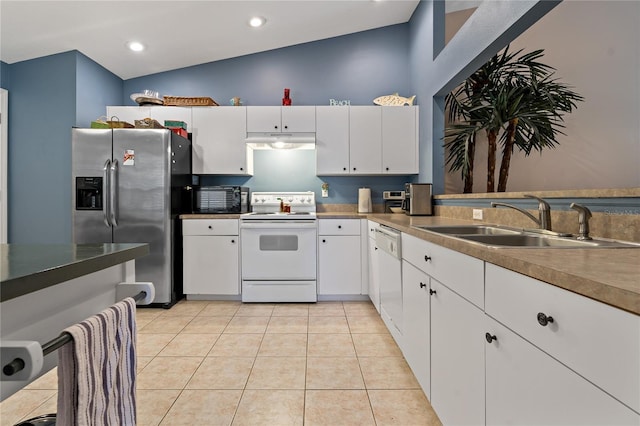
[246,106,315,133]
[349,106,383,174]
[191,107,252,175]
[316,106,350,174]
[382,106,418,174]
[317,106,419,176]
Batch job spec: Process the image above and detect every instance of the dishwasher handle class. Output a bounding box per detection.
[375,227,402,259]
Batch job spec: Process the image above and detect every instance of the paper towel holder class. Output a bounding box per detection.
[358,187,372,213]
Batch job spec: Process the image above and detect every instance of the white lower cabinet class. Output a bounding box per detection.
[485,315,638,425]
[486,263,640,421]
[430,278,486,426]
[317,219,362,296]
[183,219,239,296]
[401,260,430,398]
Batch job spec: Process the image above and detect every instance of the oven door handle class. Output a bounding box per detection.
[240,221,317,229]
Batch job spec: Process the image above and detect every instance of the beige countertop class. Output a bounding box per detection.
[180,212,640,315]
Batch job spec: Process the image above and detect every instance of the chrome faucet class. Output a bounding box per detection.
[491,194,552,231]
[570,203,592,240]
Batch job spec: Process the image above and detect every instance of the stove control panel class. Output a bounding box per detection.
[250,191,316,213]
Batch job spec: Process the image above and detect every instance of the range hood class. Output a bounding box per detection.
[245,132,316,150]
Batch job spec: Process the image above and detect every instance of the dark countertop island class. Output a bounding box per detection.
[0,243,149,302]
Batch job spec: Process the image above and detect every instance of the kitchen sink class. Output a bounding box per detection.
[414,225,640,249]
[414,225,522,236]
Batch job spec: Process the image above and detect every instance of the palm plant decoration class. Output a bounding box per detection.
[445,46,584,192]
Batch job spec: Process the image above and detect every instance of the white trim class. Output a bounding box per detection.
[0,88,7,243]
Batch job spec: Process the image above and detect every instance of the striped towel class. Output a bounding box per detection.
[57,298,137,426]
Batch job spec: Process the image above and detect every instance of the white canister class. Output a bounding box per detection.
[358,188,372,213]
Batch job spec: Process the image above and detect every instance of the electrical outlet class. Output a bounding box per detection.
[472,209,483,220]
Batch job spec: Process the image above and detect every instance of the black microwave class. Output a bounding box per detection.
[193,186,250,214]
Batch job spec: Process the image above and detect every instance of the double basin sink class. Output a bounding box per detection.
[414,225,640,249]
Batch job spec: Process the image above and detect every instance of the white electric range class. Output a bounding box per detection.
[240,192,317,302]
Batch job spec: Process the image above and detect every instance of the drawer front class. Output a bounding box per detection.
[486,263,640,413]
[402,233,484,308]
[183,219,238,236]
[318,219,360,235]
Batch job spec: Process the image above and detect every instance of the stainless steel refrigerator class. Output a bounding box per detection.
[72,128,191,307]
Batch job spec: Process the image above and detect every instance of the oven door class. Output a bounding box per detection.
[240,220,317,280]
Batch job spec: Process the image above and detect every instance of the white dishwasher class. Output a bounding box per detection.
[375,225,403,345]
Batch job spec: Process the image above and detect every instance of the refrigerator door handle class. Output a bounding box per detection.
[110,159,119,227]
[103,159,112,227]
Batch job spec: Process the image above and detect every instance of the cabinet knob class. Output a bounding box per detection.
[374,247,378,250]
[429,289,436,295]
[537,312,554,327]
[338,225,342,229]
[284,125,288,129]
[419,282,426,288]
[274,125,279,130]
[424,255,432,262]
[353,167,356,171]
[231,239,235,243]
[240,167,244,171]
[343,167,347,171]
[385,167,389,171]
[322,239,326,243]
[485,333,497,343]
[208,225,213,229]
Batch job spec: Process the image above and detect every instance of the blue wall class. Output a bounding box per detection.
[76,53,123,128]
[7,52,77,243]
[124,25,411,107]
[0,61,9,88]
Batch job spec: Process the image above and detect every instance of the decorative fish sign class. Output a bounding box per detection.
[373,93,416,106]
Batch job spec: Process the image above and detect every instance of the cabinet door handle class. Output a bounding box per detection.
[429,289,436,295]
[537,312,554,326]
[485,333,497,343]
[419,282,426,288]
[424,255,432,262]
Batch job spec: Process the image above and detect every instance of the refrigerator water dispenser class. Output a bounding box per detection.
[75,177,103,210]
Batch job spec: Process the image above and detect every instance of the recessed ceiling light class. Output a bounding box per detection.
[249,16,266,28]
[127,41,145,52]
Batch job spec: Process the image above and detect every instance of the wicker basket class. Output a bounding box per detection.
[163,96,218,106]
[91,116,134,128]
[135,118,165,129]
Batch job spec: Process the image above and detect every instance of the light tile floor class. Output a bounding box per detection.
[0,300,442,426]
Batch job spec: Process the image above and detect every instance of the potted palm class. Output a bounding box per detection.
[445,46,584,192]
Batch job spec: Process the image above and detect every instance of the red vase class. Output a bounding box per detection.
[282,88,291,106]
